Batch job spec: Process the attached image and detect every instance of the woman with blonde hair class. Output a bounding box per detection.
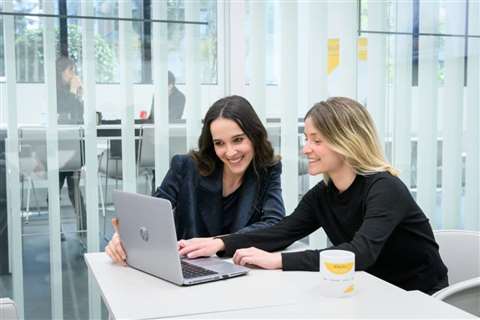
[178,97,448,295]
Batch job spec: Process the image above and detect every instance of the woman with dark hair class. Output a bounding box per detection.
[178,97,448,295]
[55,56,87,240]
[106,95,285,264]
[56,56,84,124]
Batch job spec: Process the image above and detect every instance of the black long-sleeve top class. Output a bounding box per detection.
[221,172,448,293]
[57,83,84,125]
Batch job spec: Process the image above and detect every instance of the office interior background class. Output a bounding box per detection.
[0,0,478,319]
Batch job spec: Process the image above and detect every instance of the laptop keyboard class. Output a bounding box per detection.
[181,260,218,279]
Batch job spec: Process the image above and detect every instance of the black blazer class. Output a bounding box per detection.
[153,154,285,240]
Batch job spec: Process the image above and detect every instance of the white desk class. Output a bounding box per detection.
[85,252,475,319]
[175,289,476,319]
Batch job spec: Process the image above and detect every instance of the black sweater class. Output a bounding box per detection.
[57,84,84,125]
[221,172,448,293]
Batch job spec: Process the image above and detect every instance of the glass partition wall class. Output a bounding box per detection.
[357,0,479,231]
[0,1,478,319]
[0,0,215,318]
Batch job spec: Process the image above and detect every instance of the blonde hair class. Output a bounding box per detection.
[305,97,399,180]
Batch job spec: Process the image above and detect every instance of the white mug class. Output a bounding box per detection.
[319,250,355,297]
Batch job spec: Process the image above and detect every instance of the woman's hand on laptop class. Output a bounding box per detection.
[233,247,282,270]
[178,237,225,258]
[105,218,127,266]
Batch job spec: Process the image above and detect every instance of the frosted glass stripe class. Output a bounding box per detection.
[151,1,170,182]
[328,1,357,98]
[297,2,309,121]
[227,1,246,97]
[216,1,227,97]
[222,1,232,96]
[441,1,466,229]
[81,0,99,254]
[279,1,299,215]
[366,2,387,145]
[43,1,63,317]
[185,1,202,151]
[465,1,480,230]
[392,2,413,187]
[248,1,266,124]
[119,1,137,192]
[306,0,328,248]
[417,2,440,226]
[80,1,101,319]
[3,0,24,317]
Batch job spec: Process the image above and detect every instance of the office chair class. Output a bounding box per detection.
[433,230,480,316]
[18,128,47,222]
[0,297,19,320]
[434,229,480,284]
[18,127,86,236]
[136,127,156,194]
[433,278,480,317]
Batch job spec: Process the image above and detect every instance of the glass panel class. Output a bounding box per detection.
[167,0,217,84]
[470,4,480,36]
[22,234,52,319]
[1,2,209,318]
[14,2,45,83]
[93,0,120,83]
[419,0,468,35]
[245,0,279,85]
[419,1,440,34]
[356,22,470,226]
[0,128,9,295]
[361,0,412,34]
[1,1,218,85]
[0,4,4,79]
[438,1,466,35]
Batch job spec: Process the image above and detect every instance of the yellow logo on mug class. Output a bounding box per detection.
[324,262,354,275]
[344,284,355,294]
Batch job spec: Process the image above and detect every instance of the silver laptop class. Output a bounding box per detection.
[112,190,249,286]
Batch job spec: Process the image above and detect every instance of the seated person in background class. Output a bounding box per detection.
[56,56,87,238]
[148,71,186,123]
[178,97,449,295]
[106,95,286,264]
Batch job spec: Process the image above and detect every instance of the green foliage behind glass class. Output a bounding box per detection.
[14,22,116,83]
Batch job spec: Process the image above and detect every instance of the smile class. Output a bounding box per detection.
[228,156,243,164]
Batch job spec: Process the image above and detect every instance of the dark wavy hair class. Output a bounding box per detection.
[56,55,75,86]
[190,95,279,177]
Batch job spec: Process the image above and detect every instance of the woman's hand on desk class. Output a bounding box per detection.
[178,237,225,258]
[233,247,282,270]
[105,218,127,266]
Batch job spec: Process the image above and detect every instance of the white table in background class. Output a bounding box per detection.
[84,252,475,319]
